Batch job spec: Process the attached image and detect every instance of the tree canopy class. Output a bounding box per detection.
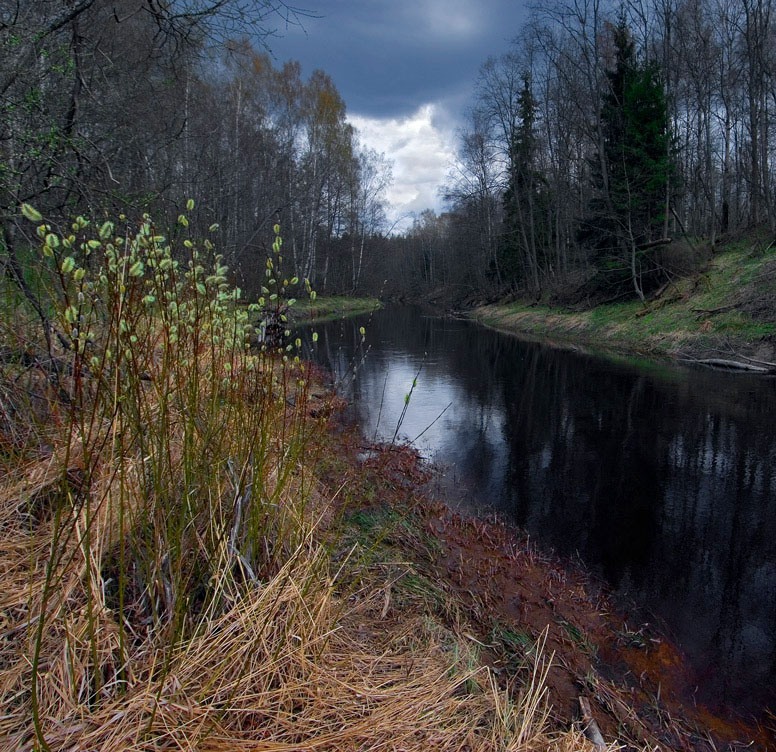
[582,19,674,300]
[426,0,776,307]
[0,0,393,316]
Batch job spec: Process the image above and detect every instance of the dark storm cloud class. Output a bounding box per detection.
[271,0,527,118]
[268,0,528,224]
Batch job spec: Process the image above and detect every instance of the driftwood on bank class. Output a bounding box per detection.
[680,356,776,374]
[578,696,607,750]
[737,352,776,369]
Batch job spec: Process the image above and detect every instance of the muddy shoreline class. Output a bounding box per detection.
[321,415,776,751]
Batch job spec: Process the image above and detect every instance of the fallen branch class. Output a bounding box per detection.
[691,303,739,317]
[670,207,698,252]
[578,696,607,750]
[680,357,774,374]
[651,279,672,299]
[638,236,672,250]
[734,353,776,369]
[585,676,664,749]
[717,338,776,370]
[636,281,680,316]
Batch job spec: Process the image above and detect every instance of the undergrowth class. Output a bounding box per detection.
[0,204,614,751]
[289,295,382,324]
[475,237,776,359]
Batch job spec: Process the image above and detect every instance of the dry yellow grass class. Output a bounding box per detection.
[0,215,622,752]
[0,355,620,752]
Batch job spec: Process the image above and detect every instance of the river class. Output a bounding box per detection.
[302,305,776,717]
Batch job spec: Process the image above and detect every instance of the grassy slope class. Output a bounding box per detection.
[472,237,776,363]
[290,295,382,323]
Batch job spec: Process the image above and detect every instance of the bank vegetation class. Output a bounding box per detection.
[472,232,776,368]
[0,206,634,752]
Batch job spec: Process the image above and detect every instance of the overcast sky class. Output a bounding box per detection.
[269,0,528,230]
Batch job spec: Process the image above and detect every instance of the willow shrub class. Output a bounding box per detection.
[14,203,320,745]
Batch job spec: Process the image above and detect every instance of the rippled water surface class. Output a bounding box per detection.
[303,306,776,715]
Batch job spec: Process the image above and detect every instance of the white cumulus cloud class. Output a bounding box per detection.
[349,104,458,231]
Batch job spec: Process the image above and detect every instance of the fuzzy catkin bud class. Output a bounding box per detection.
[21,203,42,222]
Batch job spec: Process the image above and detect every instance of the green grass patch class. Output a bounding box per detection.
[291,295,381,323]
[345,505,405,542]
[474,236,776,361]
[395,571,447,609]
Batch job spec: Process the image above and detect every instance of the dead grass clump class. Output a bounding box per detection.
[1,525,600,752]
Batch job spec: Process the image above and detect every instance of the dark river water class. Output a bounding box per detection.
[303,305,776,717]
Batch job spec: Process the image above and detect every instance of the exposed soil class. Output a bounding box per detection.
[321,424,776,752]
[425,505,775,751]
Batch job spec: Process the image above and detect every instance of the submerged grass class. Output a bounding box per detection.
[0,207,623,751]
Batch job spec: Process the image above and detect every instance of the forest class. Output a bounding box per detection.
[1,0,391,307]
[393,0,776,306]
[2,0,776,309]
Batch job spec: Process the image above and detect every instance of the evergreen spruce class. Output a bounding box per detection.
[501,75,546,296]
[581,20,673,301]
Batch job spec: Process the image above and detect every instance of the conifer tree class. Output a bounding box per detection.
[582,20,673,301]
[501,75,546,296]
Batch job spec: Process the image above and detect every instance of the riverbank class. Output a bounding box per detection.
[319,414,775,751]
[290,294,382,323]
[2,338,772,750]
[0,225,607,750]
[0,339,615,752]
[2,210,771,750]
[470,236,776,369]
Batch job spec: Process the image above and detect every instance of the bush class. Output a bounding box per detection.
[1,205,321,748]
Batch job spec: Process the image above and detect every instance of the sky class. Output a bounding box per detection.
[268,0,528,230]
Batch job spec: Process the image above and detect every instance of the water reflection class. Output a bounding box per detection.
[303,306,776,714]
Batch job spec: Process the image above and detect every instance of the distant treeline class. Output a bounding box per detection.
[383,0,774,306]
[1,1,391,299]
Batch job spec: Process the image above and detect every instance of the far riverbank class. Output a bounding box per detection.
[469,237,776,371]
